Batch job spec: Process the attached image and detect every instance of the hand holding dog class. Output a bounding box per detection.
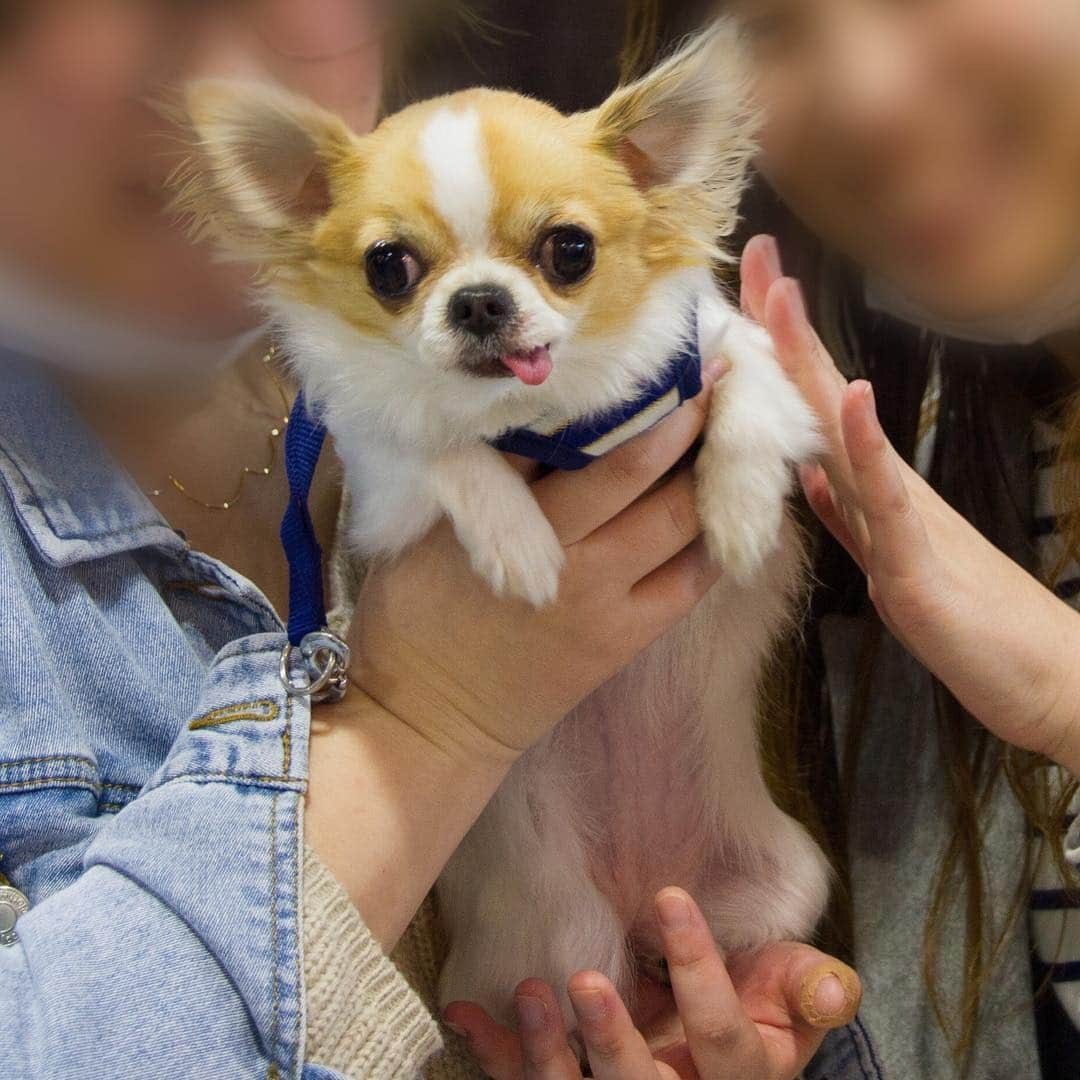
[306,368,728,947]
[444,888,860,1080]
[744,235,1080,776]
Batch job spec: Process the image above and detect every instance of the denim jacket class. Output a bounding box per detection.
[0,356,325,1079]
[0,355,882,1080]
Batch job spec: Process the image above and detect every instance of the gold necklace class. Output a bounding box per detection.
[149,345,293,512]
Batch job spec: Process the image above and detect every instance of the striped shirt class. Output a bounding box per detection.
[1029,417,1080,1077]
[915,368,1080,1075]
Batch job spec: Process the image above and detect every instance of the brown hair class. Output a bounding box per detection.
[626,1,1080,1070]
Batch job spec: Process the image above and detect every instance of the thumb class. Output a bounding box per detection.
[728,941,861,1032]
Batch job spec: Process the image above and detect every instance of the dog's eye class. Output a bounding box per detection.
[365,242,424,300]
[537,227,595,286]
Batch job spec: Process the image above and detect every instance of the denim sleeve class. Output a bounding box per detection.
[0,634,313,1080]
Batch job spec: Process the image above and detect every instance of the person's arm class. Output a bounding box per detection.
[741,234,1080,777]
[305,363,728,950]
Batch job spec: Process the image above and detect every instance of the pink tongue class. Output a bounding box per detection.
[501,346,553,386]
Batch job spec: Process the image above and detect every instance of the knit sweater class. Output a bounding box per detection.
[302,848,483,1078]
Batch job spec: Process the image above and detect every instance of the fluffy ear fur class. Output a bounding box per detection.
[593,22,758,231]
[171,80,357,263]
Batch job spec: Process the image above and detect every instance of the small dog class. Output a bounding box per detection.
[178,25,830,1028]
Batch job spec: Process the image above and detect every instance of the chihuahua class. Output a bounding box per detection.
[178,25,830,1027]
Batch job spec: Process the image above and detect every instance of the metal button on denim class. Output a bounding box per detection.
[0,885,28,946]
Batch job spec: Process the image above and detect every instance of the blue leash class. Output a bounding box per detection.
[278,392,352,703]
[281,391,330,648]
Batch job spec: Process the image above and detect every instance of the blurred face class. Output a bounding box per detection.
[734,0,1080,323]
[0,0,384,341]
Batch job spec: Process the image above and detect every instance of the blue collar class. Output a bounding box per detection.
[490,334,703,470]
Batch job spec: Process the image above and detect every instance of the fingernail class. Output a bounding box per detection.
[799,963,861,1029]
[703,357,731,383]
[656,889,692,930]
[444,1021,469,1041]
[862,381,875,407]
[569,986,607,1023]
[515,994,548,1033]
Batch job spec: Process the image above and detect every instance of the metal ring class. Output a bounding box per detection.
[280,631,352,704]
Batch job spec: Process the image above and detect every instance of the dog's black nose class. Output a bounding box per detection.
[448,285,516,338]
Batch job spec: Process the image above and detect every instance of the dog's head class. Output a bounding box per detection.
[175,27,755,429]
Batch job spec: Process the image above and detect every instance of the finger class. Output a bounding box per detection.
[631,535,723,617]
[763,277,857,504]
[514,980,586,1080]
[799,463,867,572]
[740,235,783,322]
[588,469,702,584]
[841,381,932,579]
[655,889,769,1080]
[567,971,662,1079]
[443,1002,524,1080]
[727,943,861,1078]
[533,363,724,547]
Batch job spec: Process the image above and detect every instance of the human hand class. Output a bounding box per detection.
[347,362,728,765]
[742,234,1080,775]
[445,888,860,1080]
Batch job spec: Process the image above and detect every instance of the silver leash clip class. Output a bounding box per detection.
[280,630,352,705]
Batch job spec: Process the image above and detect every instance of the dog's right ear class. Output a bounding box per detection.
[172,80,358,263]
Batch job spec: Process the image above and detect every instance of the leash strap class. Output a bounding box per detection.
[278,392,351,703]
[281,392,329,648]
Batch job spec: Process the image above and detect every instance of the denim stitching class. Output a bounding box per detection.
[0,777,98,793]
[268,792,281,1079]
[152,773,305,790]
[289,796,302,1075]
[0,754,96,770]
[281,697,293,777]
[189,699,279,732]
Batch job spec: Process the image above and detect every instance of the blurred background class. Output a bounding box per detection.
[409,0,628,110]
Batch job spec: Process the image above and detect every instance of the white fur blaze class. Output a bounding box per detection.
[418,107,494,251]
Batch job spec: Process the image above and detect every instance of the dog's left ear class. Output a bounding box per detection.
[593,22,757,202]
[172,80,358,263]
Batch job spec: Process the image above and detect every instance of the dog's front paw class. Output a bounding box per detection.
[435,449,567,607]
[468,514,565,607]
[696,448,788,585]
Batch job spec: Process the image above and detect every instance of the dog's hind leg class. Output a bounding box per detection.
[437,747,629,1031]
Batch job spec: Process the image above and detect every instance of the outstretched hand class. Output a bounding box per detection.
[743,234,1080,775]
[444,888,860,1080]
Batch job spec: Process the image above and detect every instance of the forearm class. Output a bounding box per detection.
[914,564,1080,777]
[305,688,517,951]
